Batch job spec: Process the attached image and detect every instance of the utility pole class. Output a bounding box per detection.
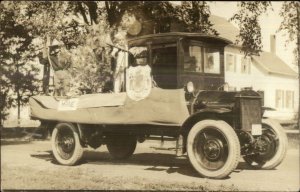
[297,2,300,128]
[42,36,51,95]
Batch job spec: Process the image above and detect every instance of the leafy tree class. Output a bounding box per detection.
[230,1,272,57]
[8,1,115,95]
[100,1,217,34]
[16,1,89,94]
[0,2,41,125]
[278,1,300,125]
[278,1,299,65]
[175,1,218,35]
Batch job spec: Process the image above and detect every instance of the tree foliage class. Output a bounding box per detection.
[84,1,217,34]
[230,1,272,57]
[176,1,218,35]
[279,2,299,43]
[278,1,299,66]
[278,1,299,125]
[0,2,41,125]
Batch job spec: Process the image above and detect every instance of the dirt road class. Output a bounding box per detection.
[1,139,299,191]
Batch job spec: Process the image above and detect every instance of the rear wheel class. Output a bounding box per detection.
[187,120,240,179]
[243,119,288,169]
[106,134,137,160]
[51,123,84,165]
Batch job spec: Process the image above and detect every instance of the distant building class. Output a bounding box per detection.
[210,15,298,120]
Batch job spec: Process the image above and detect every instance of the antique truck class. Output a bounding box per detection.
[30,32,288,179]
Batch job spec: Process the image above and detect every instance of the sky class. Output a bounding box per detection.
[171,1,297,70]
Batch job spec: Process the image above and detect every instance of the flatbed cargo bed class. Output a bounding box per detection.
[29,88,189,127]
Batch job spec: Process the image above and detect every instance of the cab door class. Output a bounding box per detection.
[179,40,225,91]
[151,43,178,89]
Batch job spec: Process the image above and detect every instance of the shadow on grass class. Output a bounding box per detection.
[1,131,48,146]
[235,161,281,172]
[30,149,236,179]
[1,139,32,145]
[31,150,53,160]
[1,127,47,140]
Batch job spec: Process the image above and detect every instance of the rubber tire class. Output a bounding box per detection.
[51,123,84,165]
[187,120,240,179]
[243,118,288,169]
[106,135,137,160]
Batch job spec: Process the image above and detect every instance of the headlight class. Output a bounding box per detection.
[187,81,194,93]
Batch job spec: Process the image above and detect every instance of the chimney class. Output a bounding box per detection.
[270,35,276,54]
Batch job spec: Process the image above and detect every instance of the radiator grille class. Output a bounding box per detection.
[239,98,262,131]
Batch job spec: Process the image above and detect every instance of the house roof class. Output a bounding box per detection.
[209,15,298,78]
[209,15,239,43]
[252,52,298,77]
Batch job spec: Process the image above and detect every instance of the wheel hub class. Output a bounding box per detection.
[254,134,276,161]
[203,139,223,161]
[63,136,74,147]
[58,135,75,153]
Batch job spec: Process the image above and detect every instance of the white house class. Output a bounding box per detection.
[210,15,298,120]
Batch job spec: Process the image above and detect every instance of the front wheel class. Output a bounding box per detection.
[51,123,84,165]
[187,120,240,179]
[243,119,288,169]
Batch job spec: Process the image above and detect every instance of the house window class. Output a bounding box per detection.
[286,91,294,109]
[241,57,251,74]
[275,90,284,108]
[226,53,236,72]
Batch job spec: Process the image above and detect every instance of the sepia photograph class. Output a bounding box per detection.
[1,1,299,191]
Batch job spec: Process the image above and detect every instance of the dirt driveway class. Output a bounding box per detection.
[1,139,299,191]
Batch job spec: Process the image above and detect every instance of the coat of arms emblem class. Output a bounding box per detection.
[126,65,152,101]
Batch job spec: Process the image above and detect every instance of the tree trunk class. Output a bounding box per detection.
[0,112,3,127]
[16,60,21,127]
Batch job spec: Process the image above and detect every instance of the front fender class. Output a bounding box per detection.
[181,107,232,135]
[196,107,231,114]
[179,108,233,154]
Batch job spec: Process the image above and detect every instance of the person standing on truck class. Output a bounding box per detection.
[50,40,73,96]
[111,30,128,93]
[39,39,73,96]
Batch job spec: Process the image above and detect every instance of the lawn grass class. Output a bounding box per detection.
[1,164,238,191]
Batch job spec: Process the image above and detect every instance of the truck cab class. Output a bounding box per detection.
[128,32,230,91]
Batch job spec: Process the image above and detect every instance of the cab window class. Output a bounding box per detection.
[184,46,202,72]
[204,48,220,74]
[183,43,221,74]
